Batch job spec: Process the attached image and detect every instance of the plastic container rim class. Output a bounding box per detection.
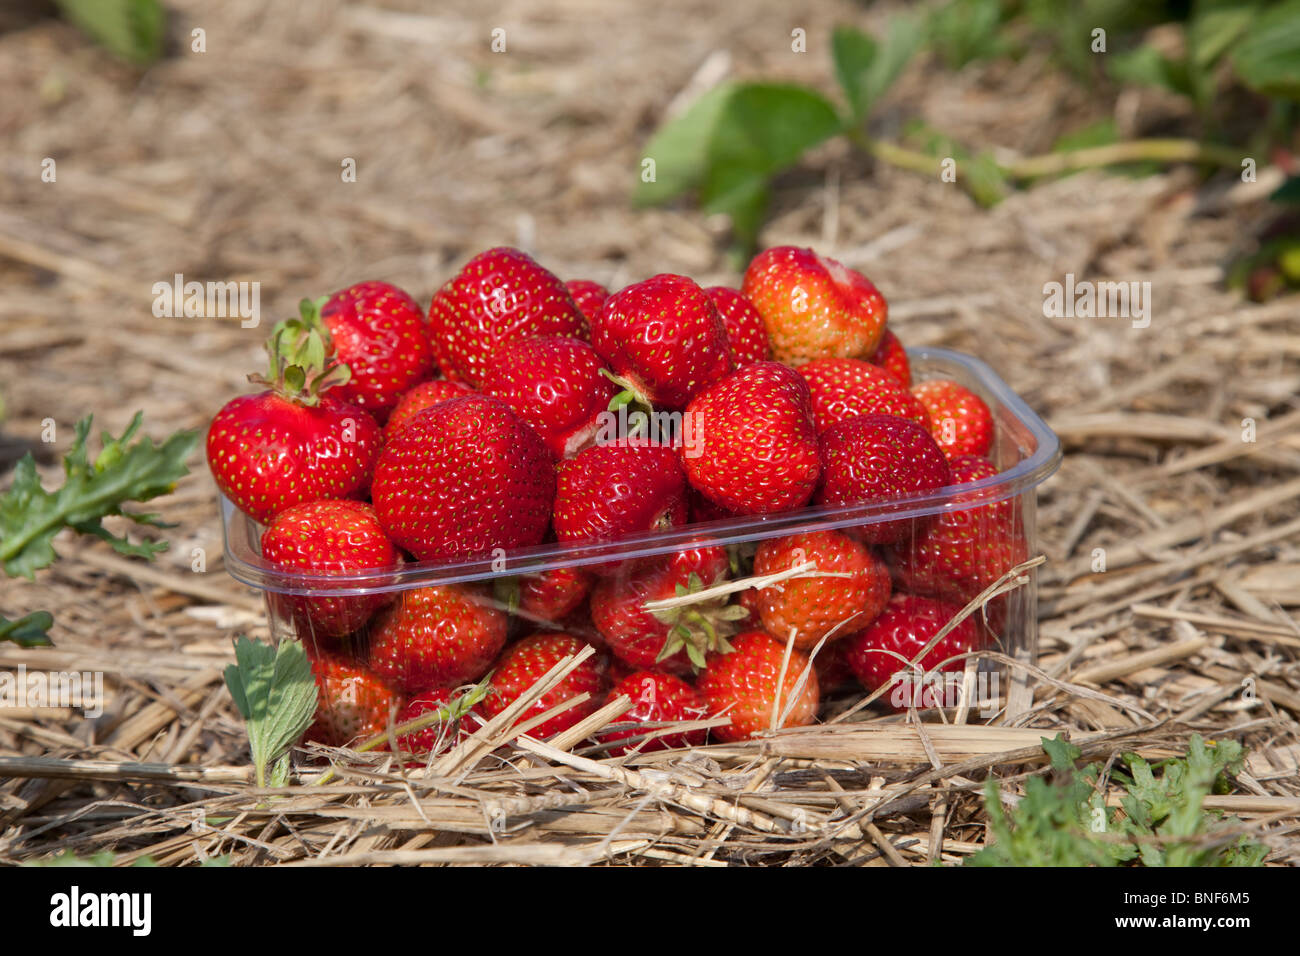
[218,346,1062,596]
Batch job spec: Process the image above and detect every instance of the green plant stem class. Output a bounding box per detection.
[1004,138,1244,179]
[847,128,1244,182]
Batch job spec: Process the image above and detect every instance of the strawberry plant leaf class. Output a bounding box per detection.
[53,0,166,66]
[635,81,740,207]
[1232,0,1300,100]
[223,636,318,789]
[832,17,922,123]
[0,611,54,647]
[0,413,197,580]
[831,25,878,121]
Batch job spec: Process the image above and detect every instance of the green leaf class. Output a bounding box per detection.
[0,611,54,647]
[1270,175,1300,204]
[54,0,166,66]
[832,25,877,121]
[635,82,740,207]
[0,413,197,580]
[1233,0,1300,100]
[1189,0,1262,70]
[1041,734,1081,772]
[705,84,843,177]
[223,637,318,789]
[927,0,1010,71]
[832,18,922,121]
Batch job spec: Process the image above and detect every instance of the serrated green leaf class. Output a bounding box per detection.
[0,611,54,647]
[0,413,197,580]
[832,17,922,121]
[223,636,317,788]
[1233,0,1300,100]
[1189,0,1262,69]
[927,0,1010,71]
[635,82,740,207]
[54,0,166,66]
[832,25,877,120]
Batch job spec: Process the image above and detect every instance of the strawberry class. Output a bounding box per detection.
[817,414,952,543]
[890,455,1027,603]
[697,630,820,742]
[306,651,401,747]
[383,379,473,441]
[599,671,708,755]
[366,583,507,693]
[498,566,593,623]
[553,440,688,546]
[371,394,555,562]
[682,362,820,515]
[842,593,981,712]
[741,246,887,366]
[813,641,855,693]
[752,530,891,650]
[261,499,399,640]
[797,357,929,435]
[319,281,435,419]
[481,336,616,458]
[869,328,911,387]
[207,303,382,523]
[589,545,736,674]
[912,379,994,459]
[590,274,735,410]
[482,632,606,739]
[392,687,489,755]
[428,247,587,387]
[565,279,610,323]
[704,286,772,366]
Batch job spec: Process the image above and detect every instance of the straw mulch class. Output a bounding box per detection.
[0,0,1297,866]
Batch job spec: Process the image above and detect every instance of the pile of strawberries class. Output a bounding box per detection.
[207,245,1026,754]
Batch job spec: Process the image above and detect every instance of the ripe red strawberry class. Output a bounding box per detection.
[590,274,735,410]
[842,593,981,712]
[688,488,739,524]
[553,440,688,545]
[890,455,1027,603]
[813,641,855,693]
[912,379,994,459]
[319,281,435,419]
[869,328,911,387]
[817,414,952,543]
[797,357,929,435]
[261,499,399,640]
[393,687,489,755]
[371,394,555,562]
[590,545,734,674]
[207,306,382,523]
[482,632,606,739]
[752,530,891,650]
[306,651,401,747]
[599,671,708,755]
[565,279,610,323]
[682,362,820,515]
[481,336,616,458]
[428,247,587,387]
[366,583,507,693]
[501,566,594,623]
[383,379,473,441]
[704,286,772,366]
[741,246,887,366]
[697,631,820,742]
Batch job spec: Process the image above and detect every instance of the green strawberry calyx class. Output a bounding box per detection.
[248,297,352,407]
[649,572,748,671]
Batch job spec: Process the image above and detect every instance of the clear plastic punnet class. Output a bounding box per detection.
[218,346,1062,753]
